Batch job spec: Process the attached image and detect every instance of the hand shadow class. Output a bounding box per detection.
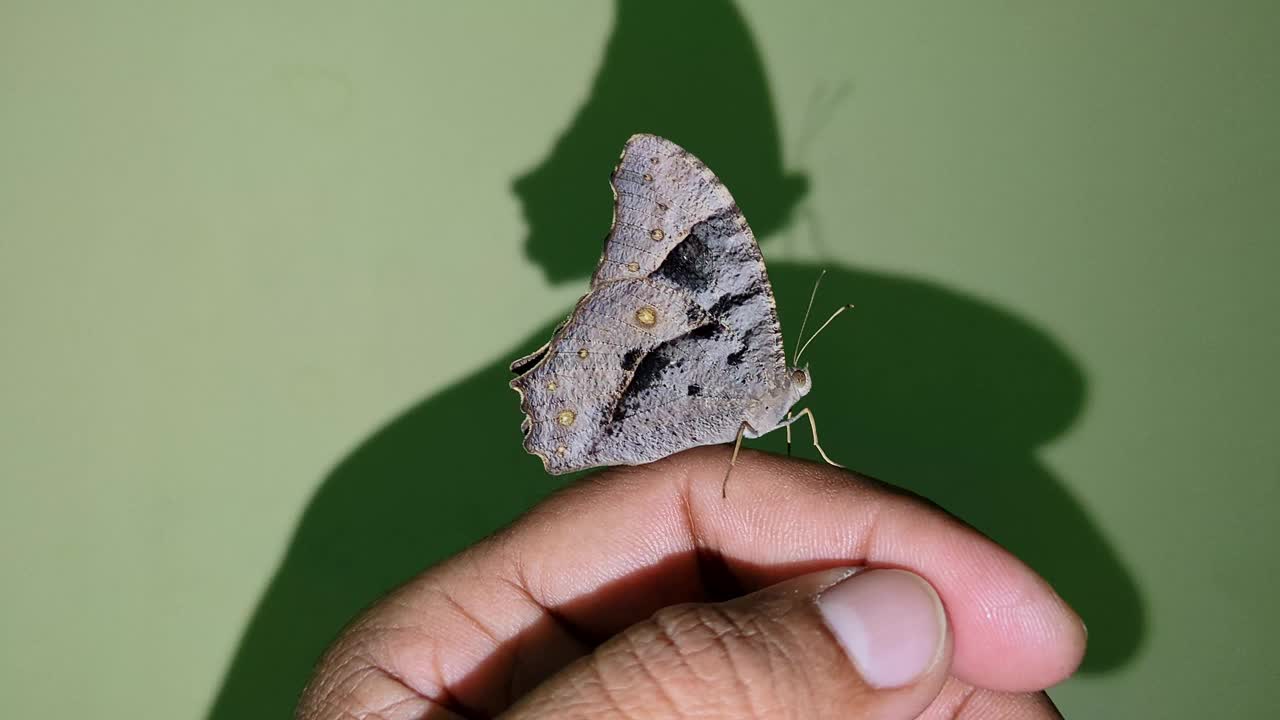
[207,1,1141,717]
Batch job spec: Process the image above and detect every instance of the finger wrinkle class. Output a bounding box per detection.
[656,604,756,706]
[648,605,729,684]
[680,484,752,602]
[957,690,1062,719]
[434,586,508,657]
[855,494,888,562]
[709,607,781,719]
[495,568,596,650]
[676,480,706,552]
[358,588,497,710]
[654,455,709,553]
[588,654,645,720]
[422,584,517,707]
[949,682,981,718]
[302,652,450,720]
[614,628,682,716]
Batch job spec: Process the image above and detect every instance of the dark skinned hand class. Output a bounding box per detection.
[297,447,1085,719]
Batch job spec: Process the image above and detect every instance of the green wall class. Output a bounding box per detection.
[2,2,1276,717]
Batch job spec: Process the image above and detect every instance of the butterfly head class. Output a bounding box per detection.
[746,366,813,435]
[789,366,813,398]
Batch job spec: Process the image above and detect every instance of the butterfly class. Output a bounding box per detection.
[510,134,847,493]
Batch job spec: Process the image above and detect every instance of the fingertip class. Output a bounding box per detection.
[667,448,1090,691]
[945,550,1088,691]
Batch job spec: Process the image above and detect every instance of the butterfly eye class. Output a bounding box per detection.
[791,369,807,385]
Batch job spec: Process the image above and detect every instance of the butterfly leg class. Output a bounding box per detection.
[722,421,751,499]
[783,408,843,468]
[785,412,793,457]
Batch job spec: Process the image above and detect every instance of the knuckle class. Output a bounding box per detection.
[582,601,814,718]
[650,602,765,664]
[296,637,434,720]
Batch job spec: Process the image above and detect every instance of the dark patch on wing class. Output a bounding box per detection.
[610,340,678,423]
[687,384,701,396]
[610,404,629,425]
[689,322,723,339]
[621,348,643,371]
[686,305,704,324]
[653,230,715,292]
[630,351,672,396]
[707,282,763,318]
[726,329,755,366]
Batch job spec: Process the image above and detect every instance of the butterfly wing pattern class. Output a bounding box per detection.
[511,134,807,474]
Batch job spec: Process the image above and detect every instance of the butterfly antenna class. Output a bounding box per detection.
[792,80,853,166]
[795,304,855,365]
[793,270,827,365]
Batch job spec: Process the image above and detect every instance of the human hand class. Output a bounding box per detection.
[296,447,1085,719]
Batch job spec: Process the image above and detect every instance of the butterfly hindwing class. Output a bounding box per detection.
[511,278,709,471]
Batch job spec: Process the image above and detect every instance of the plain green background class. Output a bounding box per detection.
[3,1,1277,717]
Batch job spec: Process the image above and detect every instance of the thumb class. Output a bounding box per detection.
[504,568,952,720]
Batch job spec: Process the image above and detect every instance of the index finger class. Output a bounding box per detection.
[307,447,1085,718]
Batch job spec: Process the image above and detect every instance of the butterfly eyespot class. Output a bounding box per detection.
[626,261,640,272]
[556,409,576,427]
[649,228,665,241]
[642,173,654,182]
[657,202,668,212]
[650,156,659,165]
[555,446,567,456]
[577,348,589,359]
[634,306,658,327]
[546,380,558,391]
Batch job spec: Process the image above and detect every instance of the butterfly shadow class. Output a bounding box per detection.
[206,1,1141,717]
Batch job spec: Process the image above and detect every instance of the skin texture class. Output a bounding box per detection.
[296,447,1085,719]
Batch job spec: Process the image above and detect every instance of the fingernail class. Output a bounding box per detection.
[817,569,947,688]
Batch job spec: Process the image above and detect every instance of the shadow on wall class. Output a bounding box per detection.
[207,1,1142,717]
